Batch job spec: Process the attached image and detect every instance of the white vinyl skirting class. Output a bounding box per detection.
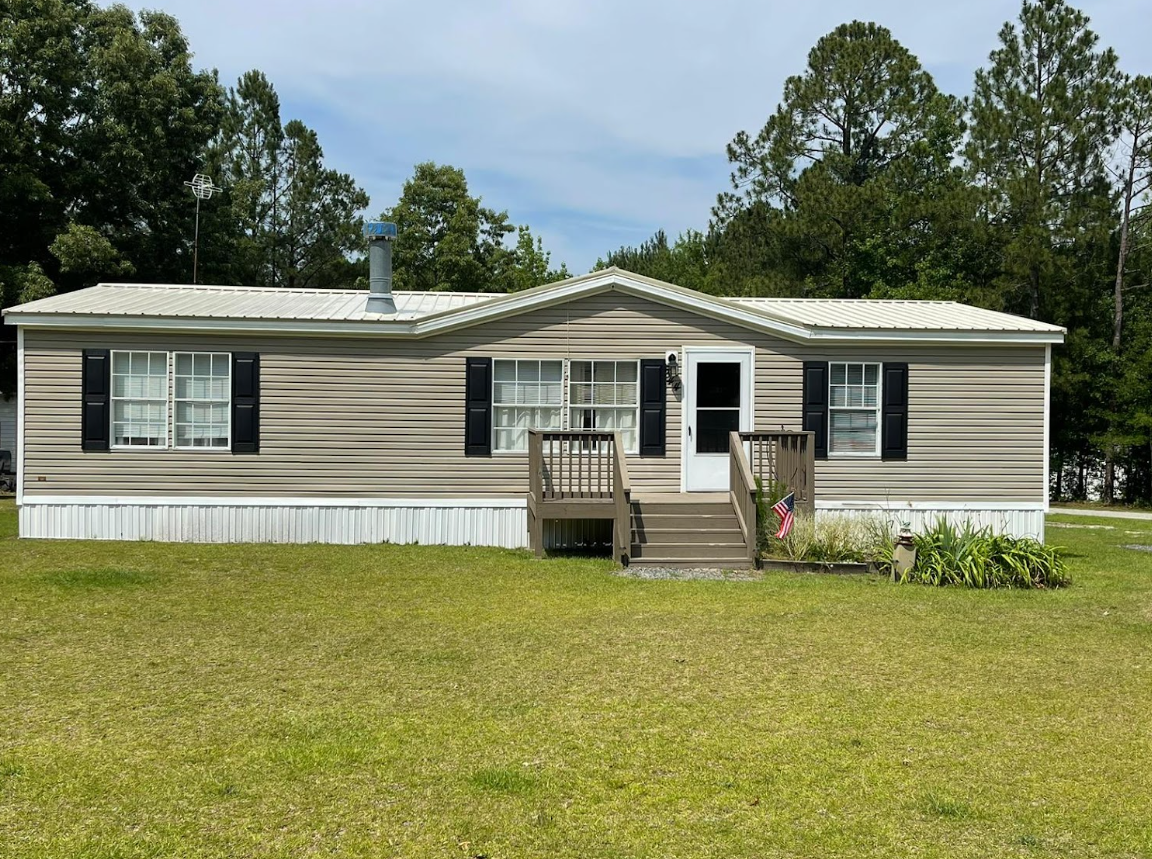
[19,498,532,548]
[18,497,1047,545]
[815,503,1046,541]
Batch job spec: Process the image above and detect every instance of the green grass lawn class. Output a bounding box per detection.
[1,501,1150,858]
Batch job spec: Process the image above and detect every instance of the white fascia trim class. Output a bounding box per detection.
[3,313,415,338]
[15,326,24,505]
[816,500,1046,511]
[1043,344,1052,512]
[20,495,529,509]
[806,329,1064,345]
[610,281,813,342]
[3,274,1066,345]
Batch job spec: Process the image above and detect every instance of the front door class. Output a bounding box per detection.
[684,348,753,491]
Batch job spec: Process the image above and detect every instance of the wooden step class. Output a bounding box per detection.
[632,526,745,544]
[631,501,734,517]
[630,542,749,561]
[624,493,751,569]
[631,513,740,530]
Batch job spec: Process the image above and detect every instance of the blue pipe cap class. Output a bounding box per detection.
[363,221,397,239]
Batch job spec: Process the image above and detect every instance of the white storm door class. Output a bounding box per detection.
[683,348,753,492]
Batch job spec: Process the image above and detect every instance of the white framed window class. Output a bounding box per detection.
[829,362,881,456]
[111,351,169,448]
[493,359,563,452]
[174,352,231,449]
[568,360,639,454]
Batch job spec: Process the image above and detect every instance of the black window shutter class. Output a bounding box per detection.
[465,357,492,456]
[881,362,909,460]
[639,358,666,456]
[232,352,260,453]
[81,349,110,451]
[802,361,829,460]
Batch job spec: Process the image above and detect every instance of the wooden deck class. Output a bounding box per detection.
[527,430,816,568]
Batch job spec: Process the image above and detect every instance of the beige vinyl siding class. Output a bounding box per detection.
[0,396,15,455]
[20,291,1047,501]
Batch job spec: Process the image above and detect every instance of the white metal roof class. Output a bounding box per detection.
[2,269,1065,344]
[729,297,1061,333]
[4,282,495,321]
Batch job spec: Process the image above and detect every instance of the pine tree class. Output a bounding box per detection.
[716,21,965,298]
[966,0,1120,320]
[218,73,368,288]
[278,120,369,289]
[220,70,285,286]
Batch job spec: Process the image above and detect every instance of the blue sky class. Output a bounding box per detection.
[123,0,1150,274]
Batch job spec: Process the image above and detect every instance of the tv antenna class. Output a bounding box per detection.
[184,173,222,284]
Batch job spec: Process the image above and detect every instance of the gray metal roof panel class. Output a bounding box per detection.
[6,283,499,321]
[729,297,1063,333]
[3,275,1066,337]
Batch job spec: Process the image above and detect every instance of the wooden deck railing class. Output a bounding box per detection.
[528,430,631,563]
[738,431,816,517]
[728,431,758,568]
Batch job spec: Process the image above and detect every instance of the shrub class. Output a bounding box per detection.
[753,481,896,567]
[778,515,865,562]
[757,504,893,565]
[900,518,1068,589]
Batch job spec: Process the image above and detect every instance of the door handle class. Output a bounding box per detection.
[688,426,692,439]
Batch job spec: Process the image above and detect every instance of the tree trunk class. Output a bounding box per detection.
[1103,128,1141,505]
[1029,263,1041,320]
[1114,141,1137,350]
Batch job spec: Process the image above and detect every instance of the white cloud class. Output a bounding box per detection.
[123,0,1152,273]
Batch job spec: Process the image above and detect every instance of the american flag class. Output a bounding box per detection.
[771,492,796,539]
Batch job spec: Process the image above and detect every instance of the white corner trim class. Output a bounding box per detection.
[815,500,1046,512]
[1043,344,1052,513]
[19,495,529,508]
[15,326,24,505]
[679,344,687,494]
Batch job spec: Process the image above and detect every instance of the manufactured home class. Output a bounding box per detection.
[2,266,1064,565]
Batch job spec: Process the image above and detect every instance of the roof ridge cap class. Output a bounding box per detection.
[733,296,958,305]
[94,282,509,299]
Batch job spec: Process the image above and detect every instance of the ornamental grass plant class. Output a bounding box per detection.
[899,517,1068,589]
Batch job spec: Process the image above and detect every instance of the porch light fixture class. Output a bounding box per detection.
[665,351,681,393]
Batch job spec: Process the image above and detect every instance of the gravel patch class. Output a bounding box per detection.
[614,566,762,581]
[1049,506,1152,520]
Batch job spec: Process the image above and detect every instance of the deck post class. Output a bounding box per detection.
[729,431,758,567]
[528,430,544,557]
[612,432,631,565]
